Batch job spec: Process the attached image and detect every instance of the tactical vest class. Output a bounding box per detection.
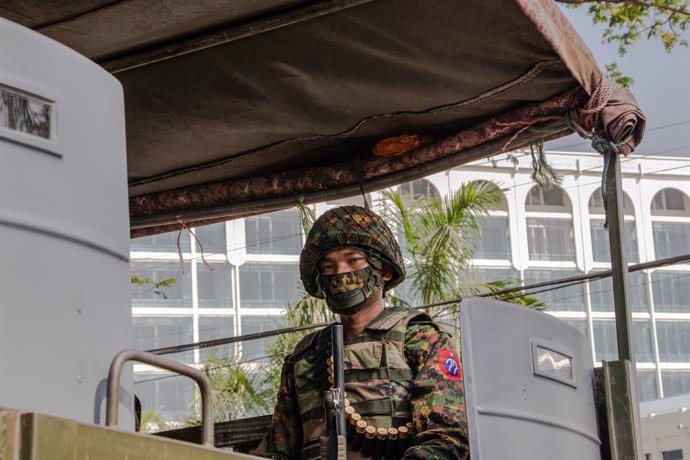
[291,307,431,460]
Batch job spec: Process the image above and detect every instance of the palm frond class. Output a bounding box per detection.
[296,197,316,236]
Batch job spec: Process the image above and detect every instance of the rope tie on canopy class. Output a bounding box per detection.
[176,217,214,273]
[354,154,371,210]
[528,138,562,190]
[497,118,565,191]
[565,76,632,228]
[500,77,633,224]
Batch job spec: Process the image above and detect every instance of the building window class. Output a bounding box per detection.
[194,222,227,254]
[474,216,511,259]
[662,450,684,460]
[657,322,690,363]
[637,371,658,402]
[588,188,635,215]
[523,269,585,312]
[652,271,690,313]
[526,218,576,261]
[197,262,232,308]
[397,178,441,203]
[198,316,234,361]
[592,321,618,363]
[133,316,194,363]
[134,372,196,423]
[454,268,521,305]
[592,320,654,364]
[590,220,639,263]
[130,231,190,253]
[471,179,510,261]
[131,261,192,308]
[525,185,575,262]
[652,188,690,216]
[651,188,690,259]
[240,316,286,360]
[473,267,521,284]
[633,320,655,363]
[525,186,571,211]
[662,372,690,399]
[239,263,301,308]
[653,222,690,260]
[245,209,302,255]
[588,271,649,313]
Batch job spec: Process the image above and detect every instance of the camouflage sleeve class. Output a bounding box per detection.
[254,356,302,459]
[402,322,470,459]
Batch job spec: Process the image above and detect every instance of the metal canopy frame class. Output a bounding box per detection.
[602,152,644,459]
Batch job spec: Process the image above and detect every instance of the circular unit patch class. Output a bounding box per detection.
[439,348,462,381]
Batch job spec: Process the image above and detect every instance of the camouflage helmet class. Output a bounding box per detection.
[300,205,405,297]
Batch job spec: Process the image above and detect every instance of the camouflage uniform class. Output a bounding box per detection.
[257,309,469,459]
[256,206,469,459]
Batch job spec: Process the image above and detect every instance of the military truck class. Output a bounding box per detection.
[0,1,646,458]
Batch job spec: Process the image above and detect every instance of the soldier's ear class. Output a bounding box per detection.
[381,263,393,282]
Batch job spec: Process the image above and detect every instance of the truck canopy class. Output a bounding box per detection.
[3,0,645,236]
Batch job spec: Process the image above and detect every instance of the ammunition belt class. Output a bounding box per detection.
[322,352,413,460]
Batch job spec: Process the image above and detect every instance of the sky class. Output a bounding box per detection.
[545,6,690,158]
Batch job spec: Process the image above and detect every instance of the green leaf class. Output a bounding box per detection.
[604,61,634,88]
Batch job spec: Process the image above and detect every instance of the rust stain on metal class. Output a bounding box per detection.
[373,134,433,157]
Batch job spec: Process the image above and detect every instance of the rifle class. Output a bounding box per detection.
[320,324,347,460]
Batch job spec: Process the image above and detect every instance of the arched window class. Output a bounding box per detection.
[397,178,441,203]
[588,188,638,263]
[650,188,690,259]
[651,188,690,217]
[525,186,572,212]
[588,189,634,215]
[524,185,575,261]
[470,180,510,260]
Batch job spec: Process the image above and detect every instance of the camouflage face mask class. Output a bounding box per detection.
[318,265,384,315]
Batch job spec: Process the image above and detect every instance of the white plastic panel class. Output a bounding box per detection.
[461,297,601,460]
[0,18,133,428]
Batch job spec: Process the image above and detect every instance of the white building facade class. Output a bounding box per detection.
[130,151,690,427]
[641,394,690,460]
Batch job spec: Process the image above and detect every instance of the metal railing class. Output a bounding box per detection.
[106,349,215,447]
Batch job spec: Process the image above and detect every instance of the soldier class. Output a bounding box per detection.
[256,205,469,459]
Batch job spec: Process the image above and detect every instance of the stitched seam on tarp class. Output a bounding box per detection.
[129,59,562,188]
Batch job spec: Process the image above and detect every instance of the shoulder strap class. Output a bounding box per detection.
[401,309,433,328]
[366,306,414,332]
[406,312,454,336]
[289,324,334,359]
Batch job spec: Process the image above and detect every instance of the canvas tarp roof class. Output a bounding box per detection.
[2,0,645,237]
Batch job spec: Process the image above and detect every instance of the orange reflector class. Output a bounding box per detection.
[373,134,431,157]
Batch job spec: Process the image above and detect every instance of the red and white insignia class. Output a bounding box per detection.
[439,348,462,381]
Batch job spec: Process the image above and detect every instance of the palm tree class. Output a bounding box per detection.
[383,181,506,308]
[184,354,276,426]
[139,408,167,433]
[201,356,274,421]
